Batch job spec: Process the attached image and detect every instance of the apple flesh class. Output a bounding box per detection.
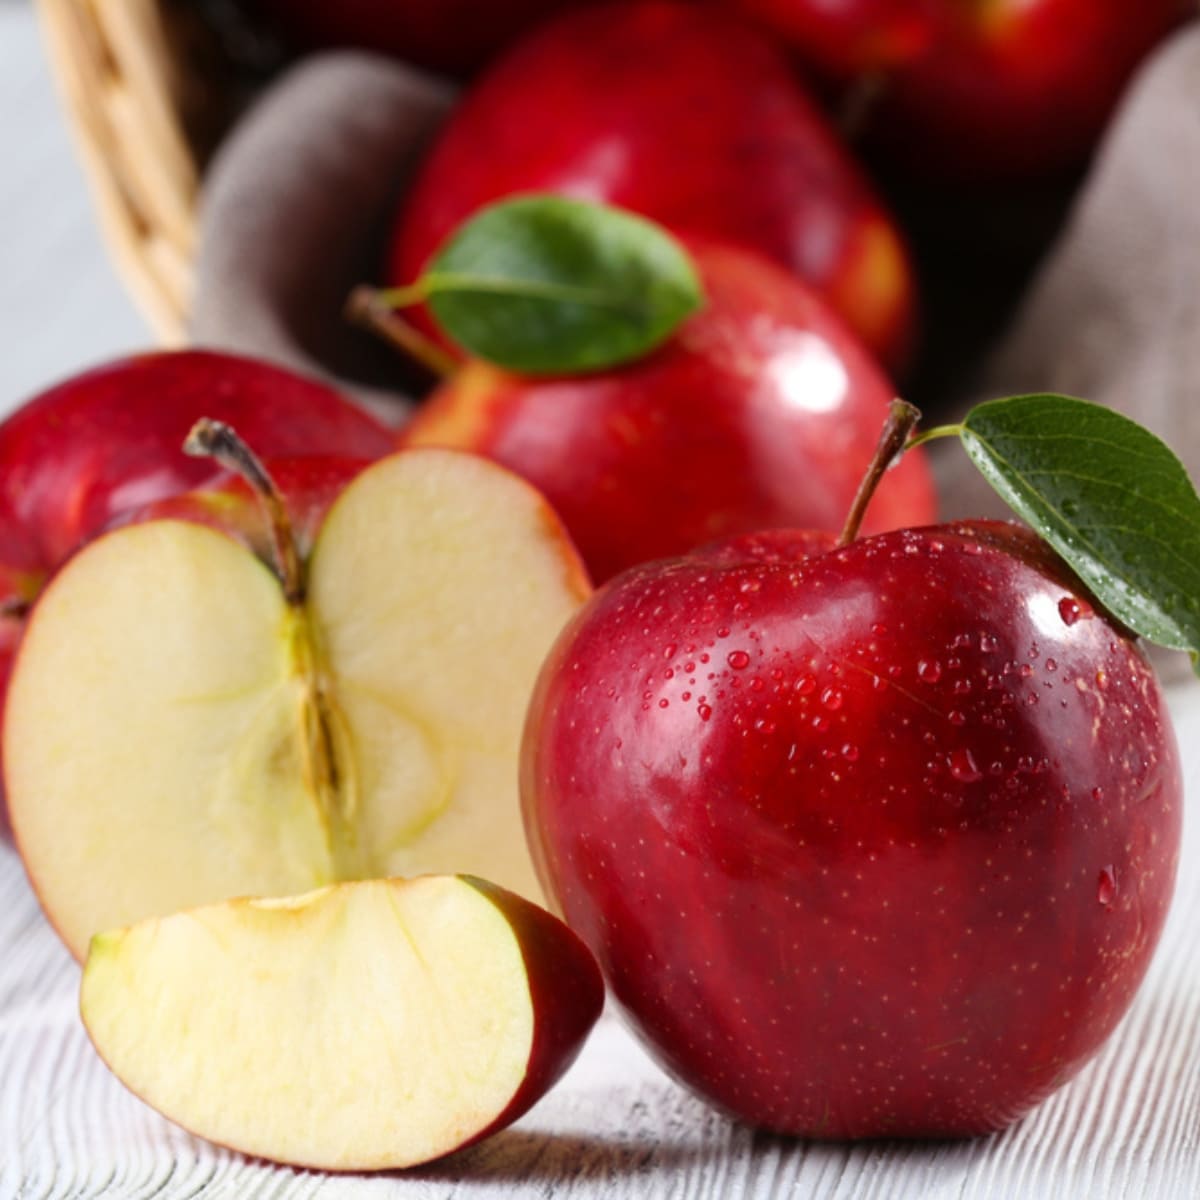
[8,448,589,961]
[403,241,935,583]
[522,520,1181,1136]
[81,874,604,1170]
[390,1,918,371]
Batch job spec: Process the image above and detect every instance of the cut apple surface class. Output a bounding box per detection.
[81,875,605,1171]
[7,449,589,960]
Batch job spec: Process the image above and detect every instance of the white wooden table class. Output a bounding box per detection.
[3,5,1200,1195]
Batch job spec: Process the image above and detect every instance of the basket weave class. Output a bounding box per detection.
[37,0,230,343]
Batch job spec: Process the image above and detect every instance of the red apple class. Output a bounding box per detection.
[0,350,394,826]
[390,1,918,371]
[724,0,1190,178]
[402,240,935,583]
[522,518,1181,1135]
[8,434,591,960]
[245,0,596,76]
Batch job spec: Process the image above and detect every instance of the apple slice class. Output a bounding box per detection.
[81,875,604,1171]
[7,448,590,960]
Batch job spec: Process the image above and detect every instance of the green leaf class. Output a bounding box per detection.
[959,394,1200,671]
[421,195,704,374]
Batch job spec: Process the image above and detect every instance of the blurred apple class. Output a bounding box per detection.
[402,240,935,582]
[390,1,918,371]
[724,0,1190,178]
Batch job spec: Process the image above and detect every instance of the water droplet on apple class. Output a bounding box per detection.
[949,711,966,727]
[698,704,713,721]
[1046,658,1058,672]
[917,660,942,683]
[756,718,777,734]
[1097,866,1118,908]
[727,650,751,670]
[841,743,858,761]
[820,687,844,711]
[739,578,761,594]
[947,749,982,782]
[1059,596,1095,626]
[658,698,669,709]
[663,643,677,659]
[979,633,998,653]
[1092,786,1104,801]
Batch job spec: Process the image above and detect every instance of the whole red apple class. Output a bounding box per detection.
[522,518,1181,1135]
[0,350,393,826]
[402,240,935,583]
[724,0,1190,178]
[245,0,595,76]
[390,1,918,371]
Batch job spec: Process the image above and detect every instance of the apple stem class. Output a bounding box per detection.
[184,418,305,605]
[838,398,923,546]
[345,286,459,379]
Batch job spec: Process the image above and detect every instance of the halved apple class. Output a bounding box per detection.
[7,447,590,960]
[81,875,605,1171]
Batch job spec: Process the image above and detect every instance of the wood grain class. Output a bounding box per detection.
[3,683,1199,1198]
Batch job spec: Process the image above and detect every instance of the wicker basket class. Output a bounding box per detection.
[37,0,249,344]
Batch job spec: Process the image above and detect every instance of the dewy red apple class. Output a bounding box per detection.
[522,408,1183,1136]
[390,1,918,371]
[403,239,935,583]
[724,0,1189,178]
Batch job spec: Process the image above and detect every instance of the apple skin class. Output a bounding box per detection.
[522,520,1182,1136]
[403,240,935,583]
[724,0,1190,178]
[245,0,595,77]
[389,1,918,372]
[455,875,607,1148]
[0,350,393,830]
[0,351,393,570]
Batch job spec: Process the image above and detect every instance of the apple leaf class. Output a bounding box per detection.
[958,394,1200,671]
[420,195,704,374]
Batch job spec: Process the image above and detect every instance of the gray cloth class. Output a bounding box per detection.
[190,52,455,422]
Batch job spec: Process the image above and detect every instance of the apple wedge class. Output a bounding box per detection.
[7,446,590,960]
[81,875,604,1171]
